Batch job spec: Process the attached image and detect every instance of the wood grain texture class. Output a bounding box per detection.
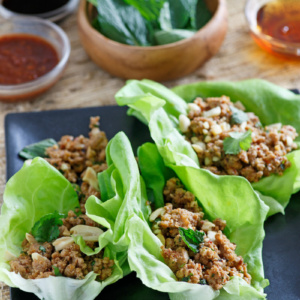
[1,0,300,298]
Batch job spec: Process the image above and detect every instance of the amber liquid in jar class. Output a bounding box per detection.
[255,0,300,57]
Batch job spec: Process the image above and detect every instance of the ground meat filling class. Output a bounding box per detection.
[10,210,114,281]
[181,96,298,182]
[151,178,251,290]
[46,116,108,203]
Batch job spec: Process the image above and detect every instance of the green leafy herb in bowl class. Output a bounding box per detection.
[87,0,212,46]
[77,0,227,80]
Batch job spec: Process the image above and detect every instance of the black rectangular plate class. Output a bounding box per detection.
[4,102,300,300]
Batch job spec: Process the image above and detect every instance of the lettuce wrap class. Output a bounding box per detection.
[0,145,129,299]
[83,131,151,255]
[125,142,269,299]
[115,79,300,216]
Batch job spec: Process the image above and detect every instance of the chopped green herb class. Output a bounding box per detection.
[211,273,215,278]
[74,207,82,217]
[181,273,193,282]
[179,227,204,253]
[91,261,96,267]
[79,217,86,225]
[31,212,66,243]
[223,130,252,155]
[255,121,263,128]
[280,163,286,170]
[199,278,207,285]
[18,138,57,160]
[230,106,249,125]
[72,184,81,194]
[39,246,46,253]
[53,266,62,276]
[175,178,182,186]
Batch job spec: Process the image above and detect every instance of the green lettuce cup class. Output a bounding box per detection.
[115,79,300,216]
[84,131,151,254]
[125,142,269,300]
[0,157,123,300]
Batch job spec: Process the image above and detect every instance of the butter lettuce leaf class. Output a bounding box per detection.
[115,79,300,216]
[85,132,151,254]
[125,142,268,299]
[0,158,123,300]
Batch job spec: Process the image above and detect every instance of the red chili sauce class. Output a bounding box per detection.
[0,34,59,85]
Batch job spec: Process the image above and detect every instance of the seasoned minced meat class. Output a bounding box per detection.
[159,204,204,238]
[62,210,99,230]
[152,178,251,291]
[46,116,108,202]
[10,210,114,281]
[181,96,298,182]
[163,178,202,212]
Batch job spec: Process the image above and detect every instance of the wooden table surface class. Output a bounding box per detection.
[1,0,300,298]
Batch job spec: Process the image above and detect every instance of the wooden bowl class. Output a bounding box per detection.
[77,0,227,81]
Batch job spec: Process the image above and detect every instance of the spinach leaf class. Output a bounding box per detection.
[94,0,153,46]
[195,0,212,29]
[179,227,204,253]
[154,29,196,45]
[18,138,57,160]
[158,2,172,30]
[31,212,66,243]
[230,106,249,124]
[89,0,212,46]
[168,0,198,29]
[223,130,252,155]
[124,0,165,22]
[39,245,46,253]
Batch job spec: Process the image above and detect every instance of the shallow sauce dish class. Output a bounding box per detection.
[77,0,228,81]
[0,16,70,103]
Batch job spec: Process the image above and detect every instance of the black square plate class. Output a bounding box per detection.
[4,104,300,300]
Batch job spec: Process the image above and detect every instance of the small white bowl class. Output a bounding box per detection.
[0,16,70,102]
[0,0,79,22]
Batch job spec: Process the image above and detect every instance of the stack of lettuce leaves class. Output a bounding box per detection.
[125,142,269,299]
[0,132,150,300]
[115,79,300,217]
